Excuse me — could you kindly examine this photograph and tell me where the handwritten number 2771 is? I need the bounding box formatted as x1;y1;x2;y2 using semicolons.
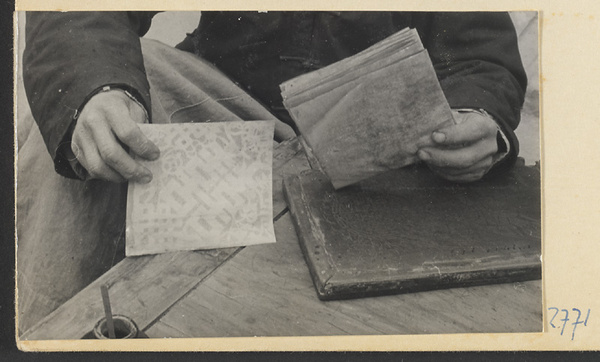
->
548;307;590;340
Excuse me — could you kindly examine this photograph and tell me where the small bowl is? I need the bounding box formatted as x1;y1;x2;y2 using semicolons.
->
93;315;139;339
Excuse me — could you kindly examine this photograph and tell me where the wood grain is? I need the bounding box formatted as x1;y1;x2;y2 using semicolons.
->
271;137;306;217
145;212;541;337
21;138;309;341
22;137;542;340
20;248;238;340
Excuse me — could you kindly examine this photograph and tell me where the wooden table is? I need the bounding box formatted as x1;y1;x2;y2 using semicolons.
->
21;137;542;340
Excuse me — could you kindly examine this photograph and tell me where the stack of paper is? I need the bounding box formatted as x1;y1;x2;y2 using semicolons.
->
280;28;454;189
126;121;276;257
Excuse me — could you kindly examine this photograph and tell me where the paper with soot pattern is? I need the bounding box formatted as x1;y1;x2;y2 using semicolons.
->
126;121;275;256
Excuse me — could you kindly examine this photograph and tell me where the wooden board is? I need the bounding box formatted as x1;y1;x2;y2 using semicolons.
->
20;138;308;341
271;137;307;217
19;248;239;340
283;163;541;300
145;212;541;337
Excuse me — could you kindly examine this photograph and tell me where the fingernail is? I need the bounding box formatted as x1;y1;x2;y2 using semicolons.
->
433;132;446;143
149;151;160;160
139;175;152;184
418;150;430;161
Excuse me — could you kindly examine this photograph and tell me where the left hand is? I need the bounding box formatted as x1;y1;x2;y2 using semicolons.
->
416;110;499;183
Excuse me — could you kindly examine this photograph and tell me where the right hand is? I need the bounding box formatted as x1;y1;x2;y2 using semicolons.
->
70;90;160;183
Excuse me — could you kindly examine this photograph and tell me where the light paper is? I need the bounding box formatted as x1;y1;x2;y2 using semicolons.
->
126;121;275;256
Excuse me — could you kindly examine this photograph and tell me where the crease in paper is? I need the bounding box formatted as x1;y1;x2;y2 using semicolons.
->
126;121;275;256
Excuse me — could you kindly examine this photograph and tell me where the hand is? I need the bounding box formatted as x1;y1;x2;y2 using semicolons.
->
416;110;499;183
70;90;160;183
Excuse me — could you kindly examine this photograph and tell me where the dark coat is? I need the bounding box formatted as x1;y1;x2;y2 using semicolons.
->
24;11;527;178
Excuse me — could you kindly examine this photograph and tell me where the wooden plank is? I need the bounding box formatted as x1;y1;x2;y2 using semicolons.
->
144;320;190;339
145;212;542;337
20;248;238;340
271;137;310;217
21;138;308;341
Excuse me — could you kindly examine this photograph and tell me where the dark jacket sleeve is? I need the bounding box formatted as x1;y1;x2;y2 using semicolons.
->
408;12;528;174
23;11;157;178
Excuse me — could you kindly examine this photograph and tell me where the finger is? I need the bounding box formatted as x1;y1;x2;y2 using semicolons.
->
105;97;160;160
418;139;497;169
72;130;126;183
434;170;487;183
428;156;493;177
432;112;497;146
90;122;154;183
414;117;455;149
113;124;160;161
414;132;437;149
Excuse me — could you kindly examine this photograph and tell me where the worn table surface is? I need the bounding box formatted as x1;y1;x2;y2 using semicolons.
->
21;137;542;341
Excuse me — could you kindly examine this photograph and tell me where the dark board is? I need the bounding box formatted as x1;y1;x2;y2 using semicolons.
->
283;163;541;300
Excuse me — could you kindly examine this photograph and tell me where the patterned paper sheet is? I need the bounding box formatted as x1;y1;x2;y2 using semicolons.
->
126;121;275;256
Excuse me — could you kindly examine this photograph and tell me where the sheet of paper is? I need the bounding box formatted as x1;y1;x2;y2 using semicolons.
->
126;121;275;256
281;28;454;189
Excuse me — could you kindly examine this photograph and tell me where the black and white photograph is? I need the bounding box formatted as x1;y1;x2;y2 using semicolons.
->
15;10;542;344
